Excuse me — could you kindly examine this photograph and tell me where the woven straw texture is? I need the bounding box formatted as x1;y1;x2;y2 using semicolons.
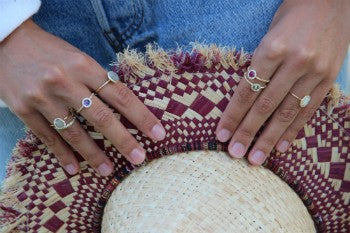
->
102;151;315;233
0;44;349;232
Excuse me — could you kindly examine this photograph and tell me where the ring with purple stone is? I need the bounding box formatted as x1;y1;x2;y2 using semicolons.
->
76;93;95;114
246;66;270;83
95;71;120;93
244;72;267;92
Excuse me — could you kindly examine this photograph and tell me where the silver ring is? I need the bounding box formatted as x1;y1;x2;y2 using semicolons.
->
290;92;311;108
95;71;120;93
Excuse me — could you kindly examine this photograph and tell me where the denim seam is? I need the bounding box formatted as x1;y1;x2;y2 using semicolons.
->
89;0;125;52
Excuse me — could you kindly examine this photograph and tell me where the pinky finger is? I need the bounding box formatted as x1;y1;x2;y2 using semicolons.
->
19;110;79;175
275;81;332;153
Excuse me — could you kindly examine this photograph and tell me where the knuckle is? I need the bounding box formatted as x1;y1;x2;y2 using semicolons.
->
86;152;104;167
62;128;83;144
38;134;57;147
24;88;46;105
300;105;317;121
262;38;286;60
11;104;32;118
294;47;315;64
116;137;136;153
69;53;91;70
42;65;67;88
113;84;134;107
91;107;114;129
276;107;298;123
313;60;329;76
236;127;254;140
138;113;155;130
255;96;275;115
222;112;240;130
236;85;254;105
259;137;276;149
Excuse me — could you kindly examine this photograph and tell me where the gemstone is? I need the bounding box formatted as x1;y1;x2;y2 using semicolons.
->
251;83;261;92
248;70;256;79
108;71;120;83
300;95;311;108
54;118;66;129
82;98;92;108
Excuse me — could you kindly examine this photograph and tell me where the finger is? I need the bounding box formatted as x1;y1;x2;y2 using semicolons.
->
216;42;283;143
82;68;166;142
38;103;114;176
16;109;79;175
226;61;304;159
247;75;320;166
63;87;147;165
276;81;331;153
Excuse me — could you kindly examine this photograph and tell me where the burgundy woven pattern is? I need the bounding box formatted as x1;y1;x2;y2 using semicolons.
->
0;46;349;232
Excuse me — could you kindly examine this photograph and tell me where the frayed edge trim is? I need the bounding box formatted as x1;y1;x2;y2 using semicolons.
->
0;131;38;232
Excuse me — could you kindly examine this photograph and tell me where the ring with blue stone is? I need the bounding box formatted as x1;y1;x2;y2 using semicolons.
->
76;93;95;113
95;71;120;93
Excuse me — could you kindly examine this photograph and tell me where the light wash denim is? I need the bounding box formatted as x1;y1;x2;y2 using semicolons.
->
1;0;349;182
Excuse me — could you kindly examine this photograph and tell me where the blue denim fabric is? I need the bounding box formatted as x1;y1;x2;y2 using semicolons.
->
1;0;349;182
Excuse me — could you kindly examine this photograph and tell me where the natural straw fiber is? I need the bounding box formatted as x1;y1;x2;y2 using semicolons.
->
0;43;349;232
102;151;315;233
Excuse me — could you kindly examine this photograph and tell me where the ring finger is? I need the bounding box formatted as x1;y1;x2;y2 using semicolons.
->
247;75;320;165
39;103;115;176
60;85;147;166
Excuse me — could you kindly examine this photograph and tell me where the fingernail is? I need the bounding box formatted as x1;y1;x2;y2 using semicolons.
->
216;128;232;142
97;163;113;176
130;148;145;164
229;142;246;158
276;140;289;153
151;124;166;141
250;150;266;165
64;164;77;175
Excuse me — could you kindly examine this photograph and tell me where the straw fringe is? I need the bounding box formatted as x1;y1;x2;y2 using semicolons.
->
0;132;39;232
114;43;347;114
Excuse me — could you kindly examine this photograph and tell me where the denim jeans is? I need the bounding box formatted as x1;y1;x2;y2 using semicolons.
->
1;0;349;182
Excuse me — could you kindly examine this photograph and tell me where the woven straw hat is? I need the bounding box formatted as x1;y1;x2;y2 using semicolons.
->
102;151;315;233
0;43;349;233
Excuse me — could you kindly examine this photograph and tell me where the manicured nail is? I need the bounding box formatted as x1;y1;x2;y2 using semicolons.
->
216;128;232;142
64;164;77;175
276;140;289;153
229;142;246;158
151;124;166;141
98;163;113;176
250;150;266;165
130;148;146;164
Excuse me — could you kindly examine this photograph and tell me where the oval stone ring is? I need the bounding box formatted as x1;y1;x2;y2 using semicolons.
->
289;92;311;108
51;114;76;130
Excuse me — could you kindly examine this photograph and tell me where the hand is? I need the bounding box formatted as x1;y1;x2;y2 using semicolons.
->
0;20;166;176
216;0;350;165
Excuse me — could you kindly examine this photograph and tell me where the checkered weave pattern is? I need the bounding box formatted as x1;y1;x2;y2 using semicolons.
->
0;44;349;232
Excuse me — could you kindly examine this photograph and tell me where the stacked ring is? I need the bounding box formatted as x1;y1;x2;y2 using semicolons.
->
51;111;76;130
244;66;269;92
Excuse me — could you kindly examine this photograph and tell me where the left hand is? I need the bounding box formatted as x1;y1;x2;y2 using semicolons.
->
216;0;350;165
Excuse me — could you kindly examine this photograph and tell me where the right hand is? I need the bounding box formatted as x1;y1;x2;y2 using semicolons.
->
0;19;166;176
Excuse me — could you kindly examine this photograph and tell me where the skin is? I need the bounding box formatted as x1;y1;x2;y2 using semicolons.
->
216;0;350;165
0;20;166;176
